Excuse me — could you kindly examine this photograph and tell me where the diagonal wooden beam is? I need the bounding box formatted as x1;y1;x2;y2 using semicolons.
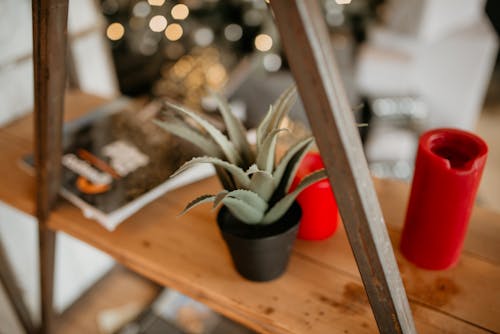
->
0;240;36;334
32;1;69;333
270;1;416;333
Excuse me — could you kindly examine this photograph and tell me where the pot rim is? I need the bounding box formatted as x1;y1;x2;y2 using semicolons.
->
216;201;302;240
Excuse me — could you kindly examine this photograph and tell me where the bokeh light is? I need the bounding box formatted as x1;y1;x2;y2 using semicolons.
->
171;4;189;20
206;63;227;86
263;53;282;72
149;15;167;32
165;23;183;41
194;27;214;46
224;24;243;42
254;34;273;52
148;0;165;6
132;1;150;17
106;22;125;41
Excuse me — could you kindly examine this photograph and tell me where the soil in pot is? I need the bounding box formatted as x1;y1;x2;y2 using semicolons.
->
217;202;301;282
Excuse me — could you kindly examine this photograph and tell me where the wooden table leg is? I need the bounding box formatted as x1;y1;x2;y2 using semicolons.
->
32;1;69;333
270;1;416;333
0;239;36;334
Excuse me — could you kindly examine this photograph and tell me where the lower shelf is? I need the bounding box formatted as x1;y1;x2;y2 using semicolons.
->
55;266;160;334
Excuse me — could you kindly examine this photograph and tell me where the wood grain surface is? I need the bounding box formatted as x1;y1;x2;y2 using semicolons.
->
0;92;499;333
32;1;69;333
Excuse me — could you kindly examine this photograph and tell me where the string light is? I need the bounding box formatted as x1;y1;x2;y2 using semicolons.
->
224;24;243;42
206;63;227;86
263;53;282;72
149;15;167;32
194;27;214;46
254;34;273;52
148;0;165;6
165;23;183;41
132;1;150;17
171;4;189;20
106;22;125;41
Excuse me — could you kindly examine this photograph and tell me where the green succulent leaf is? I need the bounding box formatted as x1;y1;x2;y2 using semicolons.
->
171;156;251;188
256;105;274;150
163;100;242;165
255;128;288;173
268;85;297;133
262;169;327;224
222;196;264;224
179;194;215;216
213;190;229;209
226;189;268;213
245;164;260;175
249;171;275;202
255;85;297;150
153;118;221;157
272;137;315;197
213;93;255;168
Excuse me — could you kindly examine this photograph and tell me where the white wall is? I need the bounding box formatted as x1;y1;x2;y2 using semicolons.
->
0;0;118;126
0;202;114;325
0;0;118;326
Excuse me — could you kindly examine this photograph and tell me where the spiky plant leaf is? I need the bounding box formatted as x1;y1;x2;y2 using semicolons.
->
256;86;297;149
226;189;268;213
222;196;264;224
261;169;327;224
163;100;242;165
214;93;254;168
248;171;275;202
213;190;229;209
273;136;315;196
153;118;220;157
256;105;274;149
267;85;297;134
171;156;250;188
255;128;287;173
245;164;260;175
179;194;215;216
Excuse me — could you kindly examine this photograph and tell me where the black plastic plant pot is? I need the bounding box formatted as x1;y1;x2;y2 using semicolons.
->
216;202;302;282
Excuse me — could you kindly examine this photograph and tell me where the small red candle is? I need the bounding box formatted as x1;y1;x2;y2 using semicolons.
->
400;128;488;270
291;152;339;240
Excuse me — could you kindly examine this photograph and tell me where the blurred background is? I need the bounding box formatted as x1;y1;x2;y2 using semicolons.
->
0;0;499;333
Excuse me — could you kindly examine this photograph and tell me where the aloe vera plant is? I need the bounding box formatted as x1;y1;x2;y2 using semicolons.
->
154;86;327;225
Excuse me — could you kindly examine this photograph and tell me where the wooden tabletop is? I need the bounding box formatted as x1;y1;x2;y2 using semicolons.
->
1;92;499;333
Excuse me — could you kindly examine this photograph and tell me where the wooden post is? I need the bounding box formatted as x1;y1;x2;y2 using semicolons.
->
32;1;69;333
270;1;416;333
0;240;36;334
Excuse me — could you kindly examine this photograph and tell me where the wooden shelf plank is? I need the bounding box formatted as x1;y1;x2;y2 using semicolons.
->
45;178;499;334
0;92;499;333
0;92;109;217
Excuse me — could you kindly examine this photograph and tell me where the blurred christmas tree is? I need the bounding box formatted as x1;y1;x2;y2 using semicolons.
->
99;0;383;111
100;0;273;109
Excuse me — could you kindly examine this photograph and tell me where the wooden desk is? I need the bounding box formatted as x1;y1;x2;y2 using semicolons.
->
1;92;499;333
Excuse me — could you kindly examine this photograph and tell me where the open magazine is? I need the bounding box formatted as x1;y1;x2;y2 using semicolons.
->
22;98;214;231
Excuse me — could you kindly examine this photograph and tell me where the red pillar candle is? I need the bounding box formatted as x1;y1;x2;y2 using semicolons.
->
400;128;488;270
291;152;339;240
